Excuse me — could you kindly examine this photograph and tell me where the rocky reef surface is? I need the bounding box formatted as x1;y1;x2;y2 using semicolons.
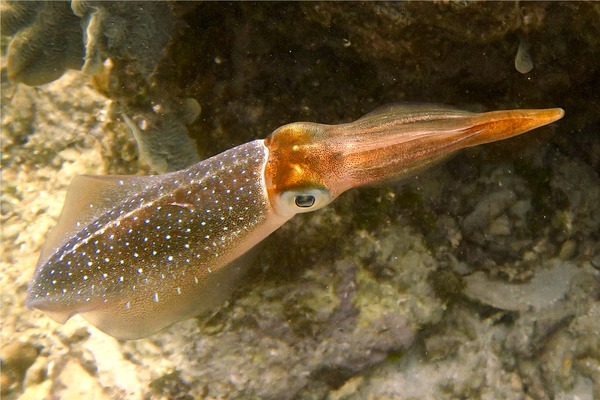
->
1;2;599;399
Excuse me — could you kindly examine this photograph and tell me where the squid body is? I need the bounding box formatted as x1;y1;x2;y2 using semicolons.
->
26;104;564;339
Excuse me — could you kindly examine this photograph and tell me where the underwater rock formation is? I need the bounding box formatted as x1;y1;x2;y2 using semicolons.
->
1;1;178;85
1;0;195;172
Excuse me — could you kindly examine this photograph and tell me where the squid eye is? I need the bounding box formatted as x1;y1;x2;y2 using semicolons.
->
295;194;316;208
274;187;332;216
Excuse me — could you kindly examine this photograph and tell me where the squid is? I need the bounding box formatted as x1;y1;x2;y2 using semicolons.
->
26;104;564;339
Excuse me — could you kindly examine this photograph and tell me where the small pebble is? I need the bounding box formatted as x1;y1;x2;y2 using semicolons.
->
1;372;15;395
489;215;512;236
559;239;577;261
515;38;534;74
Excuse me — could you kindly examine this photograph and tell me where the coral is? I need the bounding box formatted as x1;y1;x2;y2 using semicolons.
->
1;1;179;86
123;103;201;173
69;2;196;172
2;1;195;173
71;1;178;78
1;1;84;86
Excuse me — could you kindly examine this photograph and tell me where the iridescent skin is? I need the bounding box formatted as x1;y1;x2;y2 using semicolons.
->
26;104;564;339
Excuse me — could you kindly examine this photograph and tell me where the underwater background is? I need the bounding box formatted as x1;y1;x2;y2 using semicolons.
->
1;2;599;399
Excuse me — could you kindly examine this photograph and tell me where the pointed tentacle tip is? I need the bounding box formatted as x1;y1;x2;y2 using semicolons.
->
516;107;565;133
508;107;565;137
492;107;565;131
463;107;565;148
532;107;565;125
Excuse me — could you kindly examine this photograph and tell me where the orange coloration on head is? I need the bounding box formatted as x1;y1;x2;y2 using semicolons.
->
264;123;332;194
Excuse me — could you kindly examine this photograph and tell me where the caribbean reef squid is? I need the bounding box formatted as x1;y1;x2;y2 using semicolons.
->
26;104;564;339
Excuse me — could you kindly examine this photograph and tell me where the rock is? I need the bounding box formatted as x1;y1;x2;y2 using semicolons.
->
54;359;111;400
23;355;48;387
559;239;577;261
462;189;516;236
17;380;52;400
515;37;534;74
489;214;512;236
0;340;39;395
463;260;579;312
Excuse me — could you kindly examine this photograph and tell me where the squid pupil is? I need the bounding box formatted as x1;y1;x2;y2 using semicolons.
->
295;195;315;208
